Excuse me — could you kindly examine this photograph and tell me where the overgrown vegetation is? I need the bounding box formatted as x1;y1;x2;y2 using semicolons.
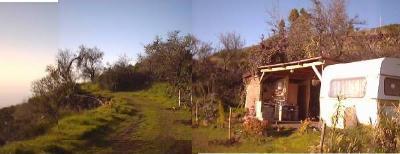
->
1;0;400;152
0;83;191;153
98;55;151;91
0;45;107;145
193;121;319;153
138;31;197;107
191;0;400;153
248;0;400;75
313;97;400;153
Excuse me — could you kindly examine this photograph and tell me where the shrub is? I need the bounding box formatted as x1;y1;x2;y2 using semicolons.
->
98;61;150;91
321;96;365;153
216;101;225;128
242;118;267;136
374;107;400;152
297;118;312;134
324;127;366;153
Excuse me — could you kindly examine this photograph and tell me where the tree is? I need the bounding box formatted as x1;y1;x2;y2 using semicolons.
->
77;45;104;82
249;0;363;71
99;55;149;91
288;9;300;24
218;32;245;71
32;47;105;117
287;8;316;61
55;49;81;84
310;0;361;59
32;50;81;118
140;31;198;106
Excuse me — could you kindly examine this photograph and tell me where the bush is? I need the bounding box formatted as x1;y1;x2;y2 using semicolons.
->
297;118;312;134
374;108;400;152
243;118;267;136
324;127;367;153
98;63;150;91
216;101;225;128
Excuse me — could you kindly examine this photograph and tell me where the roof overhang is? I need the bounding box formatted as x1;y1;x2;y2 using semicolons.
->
258;56;337;73
258;57;339;81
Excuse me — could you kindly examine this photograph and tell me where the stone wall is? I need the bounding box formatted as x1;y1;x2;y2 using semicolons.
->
244;76;260;110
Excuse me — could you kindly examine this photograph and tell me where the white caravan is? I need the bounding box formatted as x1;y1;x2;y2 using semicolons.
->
320;57;400;128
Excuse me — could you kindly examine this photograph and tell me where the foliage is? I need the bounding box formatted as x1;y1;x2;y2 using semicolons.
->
0;46;107;146
98;55;151;91
139;31;197;105
76;45;104;82
0;83;191;153
242;118;266;136
0;88;135;153
193;32;247;118
216;101;225;128
297;118;312;134
193;124;319;153
374;106;400;152
324;95;357;153
319;98;400;153
315;126;370;153
248;0;400;73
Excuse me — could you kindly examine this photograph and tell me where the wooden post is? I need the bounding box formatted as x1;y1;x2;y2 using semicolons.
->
319;122;326;153
228;107;232;140
195;100;198;123
178;90;181;107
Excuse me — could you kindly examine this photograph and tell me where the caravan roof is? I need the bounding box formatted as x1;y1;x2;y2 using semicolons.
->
323;57;400;79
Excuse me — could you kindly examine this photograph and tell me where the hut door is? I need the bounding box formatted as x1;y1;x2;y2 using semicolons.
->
297;85;307;120
309;84;320;118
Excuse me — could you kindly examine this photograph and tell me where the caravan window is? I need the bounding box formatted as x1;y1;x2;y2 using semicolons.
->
384;77;400;96
329;77;367;98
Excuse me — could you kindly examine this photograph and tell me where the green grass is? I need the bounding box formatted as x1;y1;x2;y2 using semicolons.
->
0;83;191;153
192;125;320;153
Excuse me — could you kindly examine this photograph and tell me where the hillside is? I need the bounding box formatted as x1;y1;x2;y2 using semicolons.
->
0;83;191;153
237;24;400;64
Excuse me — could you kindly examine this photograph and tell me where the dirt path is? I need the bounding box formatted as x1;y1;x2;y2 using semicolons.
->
103;94;191;154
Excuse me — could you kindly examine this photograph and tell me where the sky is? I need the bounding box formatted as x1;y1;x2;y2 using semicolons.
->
59;0;191;64
192;0;400;47
1;0;399;108
0;3;58;108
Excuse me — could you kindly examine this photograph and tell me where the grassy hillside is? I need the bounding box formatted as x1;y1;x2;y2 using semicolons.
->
192;125;319;153
0;83;191;153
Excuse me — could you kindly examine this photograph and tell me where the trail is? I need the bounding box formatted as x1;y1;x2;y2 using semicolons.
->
100;93;192;154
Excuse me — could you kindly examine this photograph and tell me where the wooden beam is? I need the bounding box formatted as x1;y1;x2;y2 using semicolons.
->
311;65;322;81
260;61;324;73
259;72;265;83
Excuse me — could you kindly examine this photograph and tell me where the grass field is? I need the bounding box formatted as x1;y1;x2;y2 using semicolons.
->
192;124;320;153
0;83;191;154
0;82;320;153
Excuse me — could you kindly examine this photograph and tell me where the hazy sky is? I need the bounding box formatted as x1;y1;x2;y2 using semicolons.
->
0;3;58;108
1;0;399;108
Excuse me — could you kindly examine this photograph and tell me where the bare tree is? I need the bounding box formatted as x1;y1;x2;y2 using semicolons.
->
195;42;213;62
310;0;362;59
218;32;245;71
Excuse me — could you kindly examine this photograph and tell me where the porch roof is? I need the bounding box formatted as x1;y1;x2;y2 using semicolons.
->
258;56;337;73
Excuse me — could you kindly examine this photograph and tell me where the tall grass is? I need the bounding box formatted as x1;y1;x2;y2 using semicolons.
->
374;103;400;152
0;84;135;153
317;98;400;153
